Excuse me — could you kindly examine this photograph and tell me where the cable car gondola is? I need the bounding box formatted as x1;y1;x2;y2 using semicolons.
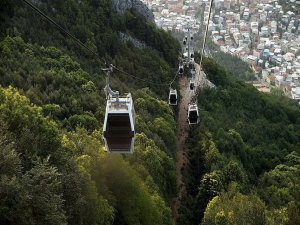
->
183;36;188;45
103;94;135;153
103;66;135;153
189;80;195;90
169;88;178;105
188;103;199;125
179;65;184;74
183;52;188;59
190;51;194;61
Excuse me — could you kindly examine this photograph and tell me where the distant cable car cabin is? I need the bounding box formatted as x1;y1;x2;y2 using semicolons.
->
188;103;199;125
190;51;194;60
103;66;135;153
183;52;188;59
179;65;184;74
189;80;195;90
169;88;178;105
183;36;188;45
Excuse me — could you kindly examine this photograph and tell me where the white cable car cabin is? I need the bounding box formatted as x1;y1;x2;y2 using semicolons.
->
188;103;199;125
190;51;194;60
183;52;188;59
103;65;135;153
179;65;184;74
103;93;135;153
189;79;195;90
169;89;178;105
189;67;196;90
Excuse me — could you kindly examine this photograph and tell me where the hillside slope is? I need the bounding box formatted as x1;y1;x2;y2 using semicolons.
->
177;57;300;225
0;0;180;224
1;1;300;225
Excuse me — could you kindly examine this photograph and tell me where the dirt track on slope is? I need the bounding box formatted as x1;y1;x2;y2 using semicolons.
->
171;76;190;222
171;63;214;223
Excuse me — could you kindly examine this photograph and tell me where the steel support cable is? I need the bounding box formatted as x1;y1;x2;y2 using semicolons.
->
113;66;179;87
21;0;180;87
21;0;107;66
199;0;214;70
169;70;179;86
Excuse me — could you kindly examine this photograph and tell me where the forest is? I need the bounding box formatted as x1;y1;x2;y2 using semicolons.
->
0;0;179;224
177;56;300;225
1;0;300;225
194;37;256;81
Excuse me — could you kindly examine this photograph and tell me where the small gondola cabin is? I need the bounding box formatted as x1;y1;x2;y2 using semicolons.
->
169;89;178;105
103;93;135;153
188;103;199;125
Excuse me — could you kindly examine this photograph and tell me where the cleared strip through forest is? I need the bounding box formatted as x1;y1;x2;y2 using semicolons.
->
172;62;213;223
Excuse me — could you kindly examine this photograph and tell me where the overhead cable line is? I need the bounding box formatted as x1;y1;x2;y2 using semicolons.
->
21;0;106;66
21;0;180;87
113;66;179;87
199;0;214;70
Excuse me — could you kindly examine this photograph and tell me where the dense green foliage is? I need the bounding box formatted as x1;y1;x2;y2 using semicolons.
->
1;0;300;224
177;58;300;225
194;38;255;81
0;0;180;224
202;185;266;225
209;51;255;81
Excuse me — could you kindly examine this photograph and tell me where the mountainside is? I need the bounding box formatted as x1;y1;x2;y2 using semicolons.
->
177;57;300;225
0;0;180;224
112;0;155;23
1;1;300;225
